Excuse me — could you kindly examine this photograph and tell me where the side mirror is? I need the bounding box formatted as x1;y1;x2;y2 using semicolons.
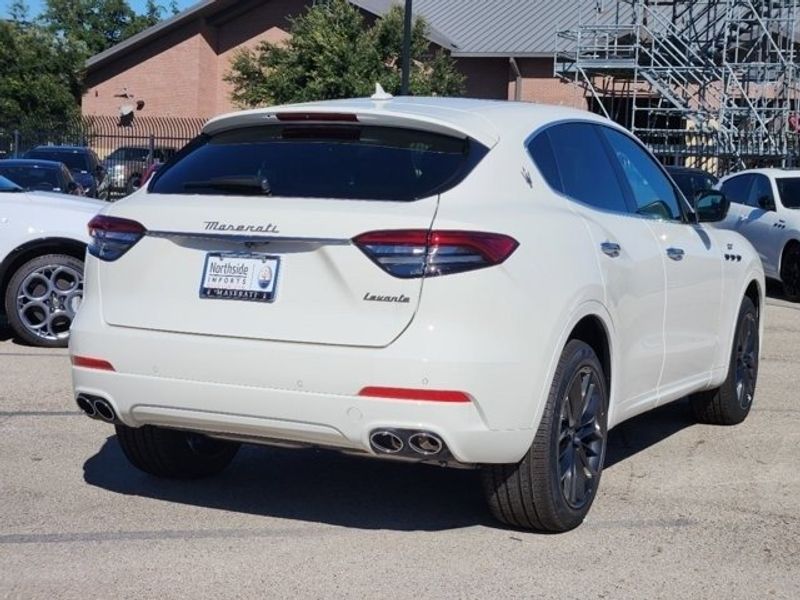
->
757;195;776;211
66;181;80;195
695;190;730;223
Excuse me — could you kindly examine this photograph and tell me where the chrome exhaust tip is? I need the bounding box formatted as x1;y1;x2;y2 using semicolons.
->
408;432;443;456
369;430;404;454
76;395;96;417
93;399;116;422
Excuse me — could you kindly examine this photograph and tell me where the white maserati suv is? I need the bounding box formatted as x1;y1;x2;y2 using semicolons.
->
70;97;764;532
0;175;104;347
718;169;800;299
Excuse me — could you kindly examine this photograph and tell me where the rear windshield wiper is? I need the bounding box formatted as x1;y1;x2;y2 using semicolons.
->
184;176;272;195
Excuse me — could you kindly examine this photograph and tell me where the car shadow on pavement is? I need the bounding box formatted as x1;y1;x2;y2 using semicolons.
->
604;399;695;469
82;401;696;531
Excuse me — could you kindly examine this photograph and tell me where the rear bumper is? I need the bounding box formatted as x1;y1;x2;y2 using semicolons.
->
70;318;539;465
72;366;533;464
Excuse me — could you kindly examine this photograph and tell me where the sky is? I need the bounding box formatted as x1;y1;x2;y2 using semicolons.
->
2;0;197;19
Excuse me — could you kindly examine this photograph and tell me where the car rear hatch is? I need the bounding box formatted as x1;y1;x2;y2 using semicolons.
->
95;111;491;347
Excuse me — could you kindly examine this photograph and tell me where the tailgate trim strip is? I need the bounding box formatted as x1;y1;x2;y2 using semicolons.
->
147;230;351;245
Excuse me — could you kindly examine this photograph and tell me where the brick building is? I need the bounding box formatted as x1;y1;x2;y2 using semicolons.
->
83;0;590;120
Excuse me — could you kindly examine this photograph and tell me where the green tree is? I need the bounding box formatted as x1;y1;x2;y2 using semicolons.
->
225;0;464;107
42;0;172;56
0;18;79;131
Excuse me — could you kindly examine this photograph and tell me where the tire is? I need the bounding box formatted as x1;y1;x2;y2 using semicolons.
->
691;296;759;426
4;253;84;348
115;424;240;479
482;339;608;532
780;243;800;301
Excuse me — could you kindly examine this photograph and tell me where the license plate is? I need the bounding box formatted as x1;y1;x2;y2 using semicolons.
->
199;253;280;303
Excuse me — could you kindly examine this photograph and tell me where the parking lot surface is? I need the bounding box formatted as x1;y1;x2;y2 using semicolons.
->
1;299;799;599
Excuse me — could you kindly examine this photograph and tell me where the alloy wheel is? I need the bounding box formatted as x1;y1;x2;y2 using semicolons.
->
734;312;758;410
15;264;83;342
557;366;606;510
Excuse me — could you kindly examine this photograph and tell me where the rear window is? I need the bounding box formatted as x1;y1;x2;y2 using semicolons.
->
26;150;89;171
777;177;800;208
149;125;487;201
0;165;59;190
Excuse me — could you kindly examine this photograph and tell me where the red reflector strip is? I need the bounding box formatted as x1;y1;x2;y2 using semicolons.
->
71;356;115;371
358;386;470;403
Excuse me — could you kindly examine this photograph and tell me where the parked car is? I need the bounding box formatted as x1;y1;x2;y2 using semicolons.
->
665;165;718;202
101;146;176;196
717;168;800;299
24;146;104;198
0;159;84;196
0;175;104;347
71;98;764;532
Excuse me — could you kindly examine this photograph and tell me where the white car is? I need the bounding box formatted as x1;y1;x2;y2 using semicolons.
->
0;175;104;347
70;98;764;532
717;168;800;298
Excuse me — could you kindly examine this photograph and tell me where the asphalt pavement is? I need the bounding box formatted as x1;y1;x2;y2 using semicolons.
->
1;296;799;599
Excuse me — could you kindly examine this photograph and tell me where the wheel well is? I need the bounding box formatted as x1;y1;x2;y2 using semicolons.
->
0;238;86;303
744;279;761;318
780;239;800;275
568;316;611;390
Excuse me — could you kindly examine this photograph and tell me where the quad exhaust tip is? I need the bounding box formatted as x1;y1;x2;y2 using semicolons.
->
369;430;404;454
76;394;118;423
408;432;443;456
369;428;448;460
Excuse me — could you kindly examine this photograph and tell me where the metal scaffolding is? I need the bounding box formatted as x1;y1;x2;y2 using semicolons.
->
556;0;800;173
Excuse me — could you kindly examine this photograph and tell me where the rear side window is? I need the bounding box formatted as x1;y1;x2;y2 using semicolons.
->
150;125;488;201
747;174;774;208
721;175;753;206
533;123;628;214
777;177;800;208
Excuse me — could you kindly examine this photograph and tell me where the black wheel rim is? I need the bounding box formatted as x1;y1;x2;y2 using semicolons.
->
557;366;606;510
735;313;758;410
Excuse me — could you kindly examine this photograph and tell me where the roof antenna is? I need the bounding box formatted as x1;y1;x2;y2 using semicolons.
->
371;83;393;101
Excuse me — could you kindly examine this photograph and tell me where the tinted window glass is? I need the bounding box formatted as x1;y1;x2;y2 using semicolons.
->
150;126;486;201
747;174;774;209
545;123;628;213
721;175;753;206
0;165;60;190
777;177;800;208
0;175;22;192
25;150;89;171
668;171;717;200
602;128;682;221
106;148;150;162
527;132;562;191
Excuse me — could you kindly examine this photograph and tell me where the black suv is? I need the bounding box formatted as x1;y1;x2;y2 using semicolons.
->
24;146;104;198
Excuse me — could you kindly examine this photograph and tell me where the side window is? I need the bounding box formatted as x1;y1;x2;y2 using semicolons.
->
526;132;562;192
544;123;628;213
721;175;753;206
747;174;774;209
601;127;683;221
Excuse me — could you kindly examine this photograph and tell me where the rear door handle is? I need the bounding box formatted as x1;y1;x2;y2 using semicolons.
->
601;242;621;258
666;247;685;261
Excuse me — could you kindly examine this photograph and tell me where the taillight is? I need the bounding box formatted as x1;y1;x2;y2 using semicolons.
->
87;215;146;261
352;230;518;278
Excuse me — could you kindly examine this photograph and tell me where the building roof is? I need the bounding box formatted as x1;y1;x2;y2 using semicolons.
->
351;0;581;57
87;0;587;71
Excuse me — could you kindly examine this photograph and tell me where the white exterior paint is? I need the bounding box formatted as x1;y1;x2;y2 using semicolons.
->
70;98;764;464
0;190;103;260
717;168;800;281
